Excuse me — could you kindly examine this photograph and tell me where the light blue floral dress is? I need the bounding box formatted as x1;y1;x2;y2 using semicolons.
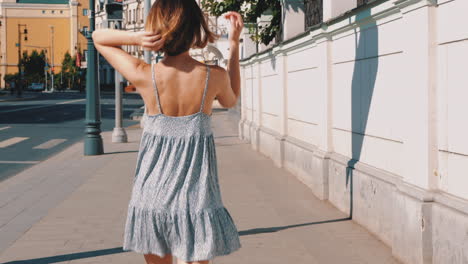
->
123;61;242;262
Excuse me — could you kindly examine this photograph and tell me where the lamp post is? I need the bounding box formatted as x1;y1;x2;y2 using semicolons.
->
83;0;104;155
49;25;55;92
112;19;127;143
137;0;152;129
143;0;151;64
17;24;27;98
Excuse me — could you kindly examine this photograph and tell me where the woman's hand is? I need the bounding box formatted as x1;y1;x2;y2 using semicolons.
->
133;31;165;52
223;11;244;45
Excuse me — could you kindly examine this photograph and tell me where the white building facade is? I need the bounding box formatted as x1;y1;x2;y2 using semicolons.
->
95;0;122;87
122;0;229;66
239;0;468;263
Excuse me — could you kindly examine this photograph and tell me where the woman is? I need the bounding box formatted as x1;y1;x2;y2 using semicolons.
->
92;1;243;263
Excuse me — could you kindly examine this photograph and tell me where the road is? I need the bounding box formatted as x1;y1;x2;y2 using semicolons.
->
0;91;143;182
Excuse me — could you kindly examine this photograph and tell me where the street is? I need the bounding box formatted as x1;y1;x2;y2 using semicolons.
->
0;91;142;182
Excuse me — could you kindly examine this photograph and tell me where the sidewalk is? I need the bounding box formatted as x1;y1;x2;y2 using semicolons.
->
0;110;400;264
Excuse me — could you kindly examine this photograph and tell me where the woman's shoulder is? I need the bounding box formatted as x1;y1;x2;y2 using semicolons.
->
208;64;226;72
205;64;228;80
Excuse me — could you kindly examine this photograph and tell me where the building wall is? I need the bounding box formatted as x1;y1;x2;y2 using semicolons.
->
239;0;468;263
122;0;145;60
75;0;89;55
0;1;82;88
5;17;70;75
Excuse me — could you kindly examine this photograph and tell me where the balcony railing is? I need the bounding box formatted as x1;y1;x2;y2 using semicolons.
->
304;0;323;30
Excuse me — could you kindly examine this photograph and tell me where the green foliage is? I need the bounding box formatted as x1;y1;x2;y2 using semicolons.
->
201;0;282;46
60;51;81;90
3;73;19;87
20;49;46;85
2;49;83;90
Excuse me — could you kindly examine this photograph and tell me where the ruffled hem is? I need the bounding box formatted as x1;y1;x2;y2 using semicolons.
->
122;205;242;262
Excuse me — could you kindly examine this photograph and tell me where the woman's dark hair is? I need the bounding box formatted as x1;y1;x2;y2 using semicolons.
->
145;0;220;56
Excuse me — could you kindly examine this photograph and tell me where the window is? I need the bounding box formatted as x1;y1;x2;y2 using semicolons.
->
83;50;88;62
304;0;323;29
51;10;55;14
83;8;88;16
42;10;46;14
60;10;63;14
83;26;89;35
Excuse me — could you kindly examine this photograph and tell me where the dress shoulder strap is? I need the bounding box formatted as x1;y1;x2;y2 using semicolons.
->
199;64;211;113
151;61;163;114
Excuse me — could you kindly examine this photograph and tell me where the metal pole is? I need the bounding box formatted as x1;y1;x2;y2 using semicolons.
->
50;26;55;92
17;24;21;98
143;0;151;64
112;11;127;143
45;60;47;90
112;70;127;143
84;0;104;155
17;24;27;97
140;0;152;129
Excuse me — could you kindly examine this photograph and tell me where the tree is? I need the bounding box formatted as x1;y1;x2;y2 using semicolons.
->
3;73;19;89
61;51;80;90
201;0;282;46
20;49;46;85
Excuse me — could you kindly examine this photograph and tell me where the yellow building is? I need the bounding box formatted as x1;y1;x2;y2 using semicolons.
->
0;0;89;89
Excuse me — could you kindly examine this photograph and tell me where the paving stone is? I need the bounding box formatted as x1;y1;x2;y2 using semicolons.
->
0;111;400;264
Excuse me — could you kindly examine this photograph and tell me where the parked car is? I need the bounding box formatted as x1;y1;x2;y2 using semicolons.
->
28;83;45;91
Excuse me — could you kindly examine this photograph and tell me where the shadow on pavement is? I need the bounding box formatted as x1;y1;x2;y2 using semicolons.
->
2;247;126;264
238;217;351;236
3;217;350;263
102;150;139;155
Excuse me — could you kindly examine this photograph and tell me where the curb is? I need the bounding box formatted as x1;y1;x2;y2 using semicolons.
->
0;95;41;102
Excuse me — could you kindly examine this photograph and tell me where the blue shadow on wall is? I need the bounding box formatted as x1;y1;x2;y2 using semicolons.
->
346;8;379;219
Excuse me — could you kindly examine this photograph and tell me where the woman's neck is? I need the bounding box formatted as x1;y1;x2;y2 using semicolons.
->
161;50;192;63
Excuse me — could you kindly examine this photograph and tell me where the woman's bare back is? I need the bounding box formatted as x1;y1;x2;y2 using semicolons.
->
141;58;218;118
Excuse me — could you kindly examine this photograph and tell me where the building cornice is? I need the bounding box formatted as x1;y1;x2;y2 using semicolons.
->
240;0;413;64
0;3;69;9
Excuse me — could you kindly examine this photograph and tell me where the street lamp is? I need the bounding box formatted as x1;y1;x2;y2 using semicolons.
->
112;20;128;144
49;25;55;92
83;0;104;155
17;24;28;98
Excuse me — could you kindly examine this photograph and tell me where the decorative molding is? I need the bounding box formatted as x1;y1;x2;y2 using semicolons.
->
240;0;434;66
0;3;69;9
241;111;468;218
433;190;468;215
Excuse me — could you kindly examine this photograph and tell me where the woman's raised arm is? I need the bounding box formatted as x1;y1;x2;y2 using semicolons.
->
91;29;164;88
215;11;243;108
